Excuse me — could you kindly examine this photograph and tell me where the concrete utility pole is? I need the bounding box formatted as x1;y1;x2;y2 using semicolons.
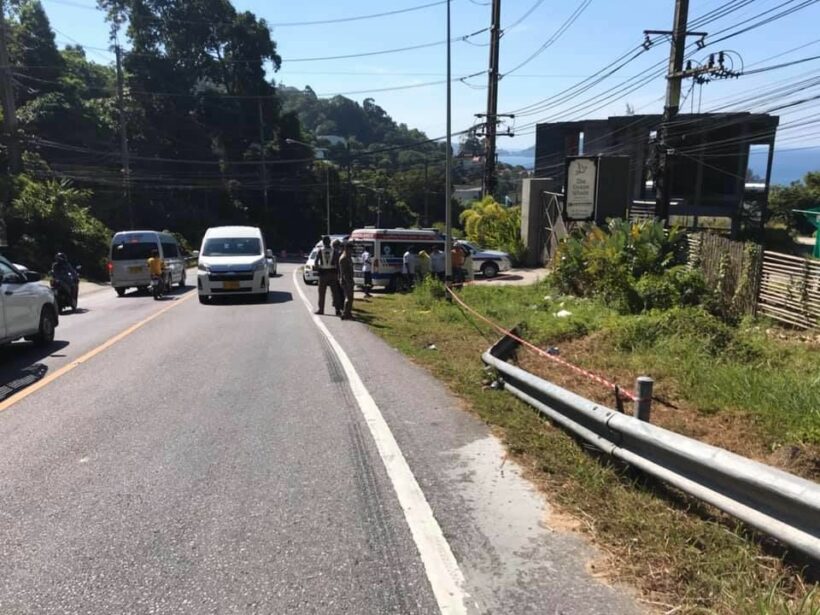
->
0;0;19;246
346;141;352;230
654;0;690;225
481;0;502;198
444;0;453;284
257;99;269;223
325;163;331;235
423;157;429;227
115;44;134;230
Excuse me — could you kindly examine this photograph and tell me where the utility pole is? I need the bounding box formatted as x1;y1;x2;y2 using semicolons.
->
325;163;331;235
423;158;429;227
0;0;19;246
346;141;352;230
444;0;453;284
257;99;269;224
654;0;690;225
481;0;502;199
115;44;134;230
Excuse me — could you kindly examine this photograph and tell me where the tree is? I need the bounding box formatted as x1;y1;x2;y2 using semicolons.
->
6;173;111;277
10;1;65;105
458;129;483;158
769;171;820;234
459;196;525;263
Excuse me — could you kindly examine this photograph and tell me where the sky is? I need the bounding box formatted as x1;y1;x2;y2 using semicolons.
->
37;0;820;154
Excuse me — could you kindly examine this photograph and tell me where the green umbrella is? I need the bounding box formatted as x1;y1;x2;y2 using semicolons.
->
794;208;820;259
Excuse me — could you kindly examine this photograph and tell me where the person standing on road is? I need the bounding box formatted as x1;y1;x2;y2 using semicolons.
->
430;246;445;281
361;244;373;298
315;236;339;315
339;242;355;320
331;239;344;316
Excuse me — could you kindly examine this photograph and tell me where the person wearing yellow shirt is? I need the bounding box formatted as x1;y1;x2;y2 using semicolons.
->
147;249;167;293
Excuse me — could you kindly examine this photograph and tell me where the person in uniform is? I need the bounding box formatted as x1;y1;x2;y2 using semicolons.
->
331;239;344;315
338;242;355;320
315;236;339;315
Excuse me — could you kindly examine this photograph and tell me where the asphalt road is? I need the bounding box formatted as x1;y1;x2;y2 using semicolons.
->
0;264;640;614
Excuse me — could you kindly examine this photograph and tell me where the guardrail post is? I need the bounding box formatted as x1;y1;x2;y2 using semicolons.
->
633;376;653;422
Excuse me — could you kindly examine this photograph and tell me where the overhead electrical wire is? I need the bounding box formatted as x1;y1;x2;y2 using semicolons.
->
501;0;592;78
43;0;449;28
504;0;548;33
505;0;820;136
58;27;490;64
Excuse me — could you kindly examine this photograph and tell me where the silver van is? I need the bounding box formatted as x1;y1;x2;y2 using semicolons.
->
109;231;186;296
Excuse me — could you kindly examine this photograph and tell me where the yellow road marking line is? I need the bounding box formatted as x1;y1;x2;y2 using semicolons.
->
0;293;195;413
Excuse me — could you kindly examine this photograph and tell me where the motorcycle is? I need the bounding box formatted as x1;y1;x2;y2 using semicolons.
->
49;265;81;313
150;273;166;300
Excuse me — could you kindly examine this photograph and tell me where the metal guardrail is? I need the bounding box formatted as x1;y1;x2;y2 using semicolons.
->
482;334;820;561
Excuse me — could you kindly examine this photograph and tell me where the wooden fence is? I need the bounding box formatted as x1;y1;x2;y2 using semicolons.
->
686;232;762;318
687;232;820;329
756;251;820;329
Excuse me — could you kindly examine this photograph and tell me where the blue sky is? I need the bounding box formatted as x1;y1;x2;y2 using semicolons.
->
39;0;820;152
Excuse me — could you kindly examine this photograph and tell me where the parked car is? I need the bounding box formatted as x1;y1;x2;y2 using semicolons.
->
197;226;271;304
456;241;512;278
303;248;319;285
0;255;58;346
109;230;186;296
302;235;348;285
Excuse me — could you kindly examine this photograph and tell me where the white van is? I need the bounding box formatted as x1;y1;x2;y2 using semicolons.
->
109;231;186;296
349;228;444;291
197;226;271;304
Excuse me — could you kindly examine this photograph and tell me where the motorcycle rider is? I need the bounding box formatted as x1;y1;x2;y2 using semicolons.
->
147;249;167;294
51;252;79;308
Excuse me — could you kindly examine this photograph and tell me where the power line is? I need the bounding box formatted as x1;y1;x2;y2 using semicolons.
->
56;28;490;64
504;0;547;32
501;0;592;78
43;0;449;28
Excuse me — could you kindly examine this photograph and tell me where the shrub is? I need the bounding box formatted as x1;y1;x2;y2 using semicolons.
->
459;196;526;264
635;266;710;311
6;176;111;279
552;219;692;313
413;275;446;309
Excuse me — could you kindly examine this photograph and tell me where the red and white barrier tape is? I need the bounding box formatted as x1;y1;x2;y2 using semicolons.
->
445;286;636;403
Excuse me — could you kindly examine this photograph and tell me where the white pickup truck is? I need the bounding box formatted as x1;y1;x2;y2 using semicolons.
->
0;255;59;346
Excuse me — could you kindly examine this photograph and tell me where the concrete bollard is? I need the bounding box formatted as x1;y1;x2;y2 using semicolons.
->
633;376;654;422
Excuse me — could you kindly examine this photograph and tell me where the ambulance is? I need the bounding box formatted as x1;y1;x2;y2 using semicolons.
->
349;228;444;291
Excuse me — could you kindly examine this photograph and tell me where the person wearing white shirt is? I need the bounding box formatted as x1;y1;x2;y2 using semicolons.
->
402;247;417;288
430;246;445;281
361;246;373;297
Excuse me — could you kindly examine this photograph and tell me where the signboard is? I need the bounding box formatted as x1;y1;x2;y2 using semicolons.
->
565;158;598;220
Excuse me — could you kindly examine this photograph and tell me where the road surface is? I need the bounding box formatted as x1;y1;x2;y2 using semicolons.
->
0;264;640;614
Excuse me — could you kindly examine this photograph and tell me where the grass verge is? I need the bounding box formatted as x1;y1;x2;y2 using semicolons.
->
355;280;819;614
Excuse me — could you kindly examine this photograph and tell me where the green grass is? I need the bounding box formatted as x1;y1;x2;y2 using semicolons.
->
356;281;820;614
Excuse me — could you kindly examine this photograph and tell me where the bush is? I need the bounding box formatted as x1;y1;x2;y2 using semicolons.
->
413;275;446;309
459;196;526;264
552;219;692;313
610;307;752;358
6;176;111;279
635;267;709;311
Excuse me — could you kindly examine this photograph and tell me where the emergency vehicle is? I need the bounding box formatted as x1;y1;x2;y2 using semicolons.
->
349;228;444;291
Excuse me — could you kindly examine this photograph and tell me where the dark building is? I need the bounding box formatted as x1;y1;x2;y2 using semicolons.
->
534;113;779;233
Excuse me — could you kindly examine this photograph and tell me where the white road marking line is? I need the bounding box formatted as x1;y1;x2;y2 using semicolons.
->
292;270;468;615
